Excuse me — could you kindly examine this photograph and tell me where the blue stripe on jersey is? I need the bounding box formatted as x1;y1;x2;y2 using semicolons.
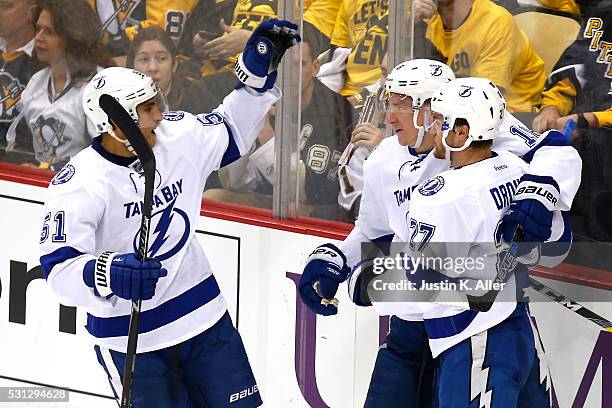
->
40;246;84;279
423;310;479;339
521;130;570;164
371;234;394;256
220;122;240;167
86;275;222;338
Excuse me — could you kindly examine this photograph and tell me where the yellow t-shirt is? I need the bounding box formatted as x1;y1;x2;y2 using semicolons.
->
331;0;388;96
122;0;200;41
303;0;342;40
539;0;580;14
426;0;546;112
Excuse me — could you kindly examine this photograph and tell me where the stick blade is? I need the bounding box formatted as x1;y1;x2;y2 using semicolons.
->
98;94;154;165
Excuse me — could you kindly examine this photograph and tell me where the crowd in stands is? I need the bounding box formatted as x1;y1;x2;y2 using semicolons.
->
0;0;609;241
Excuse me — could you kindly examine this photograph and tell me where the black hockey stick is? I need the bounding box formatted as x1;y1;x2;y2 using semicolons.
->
99;94;156;408
465;228;524;312
528;277;612;332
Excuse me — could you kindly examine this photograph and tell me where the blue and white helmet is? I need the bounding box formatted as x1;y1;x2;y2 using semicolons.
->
431;77;506;159
384;59;455;148
83;67;158;136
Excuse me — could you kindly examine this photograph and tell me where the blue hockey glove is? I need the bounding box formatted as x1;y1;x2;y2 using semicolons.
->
299;244;350;316
234;19;300;92
83;252;167;301
500;174;560;256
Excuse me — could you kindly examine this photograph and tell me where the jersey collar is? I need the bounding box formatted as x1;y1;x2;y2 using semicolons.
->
92;136;138;167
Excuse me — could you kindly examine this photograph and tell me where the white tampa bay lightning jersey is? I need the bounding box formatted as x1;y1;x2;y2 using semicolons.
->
18;68;98;169
408;151;528;357
339;111;581;320
39;86;280;353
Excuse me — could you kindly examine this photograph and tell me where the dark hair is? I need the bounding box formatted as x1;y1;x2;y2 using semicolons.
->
301;23;321;61
126;26;177;68
34;0;113;82
127;26;200;111
453;118;493;150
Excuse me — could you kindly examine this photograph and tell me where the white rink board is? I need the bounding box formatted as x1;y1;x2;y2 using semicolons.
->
1;179;611;407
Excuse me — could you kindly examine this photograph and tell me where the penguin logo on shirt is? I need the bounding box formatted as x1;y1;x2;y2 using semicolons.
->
31;115;66;164
0;72;25;122
93;0;141;37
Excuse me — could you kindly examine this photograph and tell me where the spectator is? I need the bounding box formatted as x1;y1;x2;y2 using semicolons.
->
191;0;278;101
8;0;112;170
532;11;612;241
204;25;355;219
127;26;217;113
539;0;580;13
319;0;388;98
89;0;200;59
0;0;43;163
302;0;342;55
415;0;546;113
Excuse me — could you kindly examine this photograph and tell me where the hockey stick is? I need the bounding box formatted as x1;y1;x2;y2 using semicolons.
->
98;94;156;408
528;277;612;332
465;228;524;312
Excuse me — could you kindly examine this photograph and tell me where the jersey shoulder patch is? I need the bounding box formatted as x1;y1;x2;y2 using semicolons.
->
418;175;445;196
51;164;76;185
163;111;185;121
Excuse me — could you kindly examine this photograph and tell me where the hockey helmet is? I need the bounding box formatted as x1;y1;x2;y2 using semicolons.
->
83;67;158;136
431;77;506;158
383;59;455;148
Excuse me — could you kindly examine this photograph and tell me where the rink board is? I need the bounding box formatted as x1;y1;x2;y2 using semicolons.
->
0;179;611;408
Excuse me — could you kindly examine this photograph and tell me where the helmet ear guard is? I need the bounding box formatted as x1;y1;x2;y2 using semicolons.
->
431;77;506;162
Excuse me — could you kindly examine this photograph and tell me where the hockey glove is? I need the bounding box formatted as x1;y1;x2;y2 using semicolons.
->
500;174;560;256
83;252;167;301
234;19;300;93
299;244;350;316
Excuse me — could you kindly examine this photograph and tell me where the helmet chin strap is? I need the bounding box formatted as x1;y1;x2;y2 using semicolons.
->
411;109;425;149
106;127;137;156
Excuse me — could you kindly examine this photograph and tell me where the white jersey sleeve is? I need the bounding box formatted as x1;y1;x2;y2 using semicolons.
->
338;149;394;267
197;86;281;170
40;164;107;310
494;111;582;210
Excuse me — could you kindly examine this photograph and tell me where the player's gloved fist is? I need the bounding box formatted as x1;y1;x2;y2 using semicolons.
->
500;174;560;256
298;244;350;316
234;19;301;92
83;251;168;301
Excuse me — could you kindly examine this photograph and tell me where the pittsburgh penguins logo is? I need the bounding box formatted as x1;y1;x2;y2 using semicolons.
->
31;115;66;164
459;85;474;98
93;0;142;36
0;72;25;122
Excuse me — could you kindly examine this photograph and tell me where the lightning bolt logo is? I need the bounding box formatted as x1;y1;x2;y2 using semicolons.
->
149;198;176;257
470;332;493;408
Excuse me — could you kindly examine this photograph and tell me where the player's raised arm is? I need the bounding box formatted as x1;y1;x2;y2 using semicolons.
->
180;19;300;174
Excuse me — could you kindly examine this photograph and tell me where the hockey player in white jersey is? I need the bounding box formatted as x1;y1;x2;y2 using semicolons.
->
406;77;558;406
298;60;581;407
39;19;300;408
